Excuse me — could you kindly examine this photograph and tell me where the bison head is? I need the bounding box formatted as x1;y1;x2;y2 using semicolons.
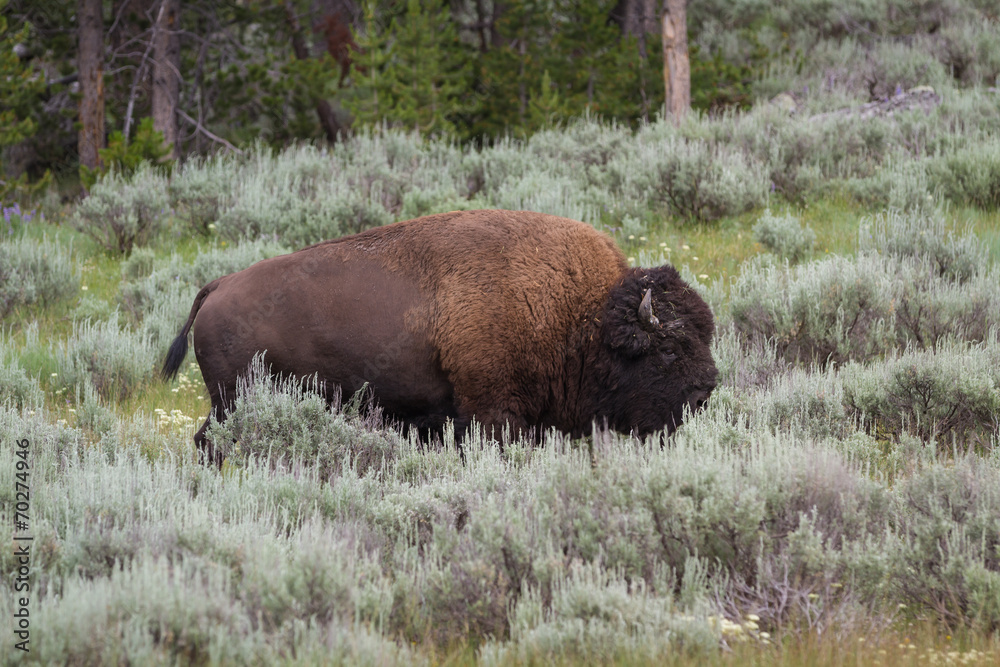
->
595;265;718;437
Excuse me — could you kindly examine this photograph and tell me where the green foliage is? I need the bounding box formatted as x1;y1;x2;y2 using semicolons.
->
471;0;663;138
74;165;169;256
690;40;771;112
752;209;816;263
119;247;157;282
80;118;175;191
859;209;986;283
0;3;43;148
0;3;50;203
0;234;79;317
608;128;769;223
347;0;470;137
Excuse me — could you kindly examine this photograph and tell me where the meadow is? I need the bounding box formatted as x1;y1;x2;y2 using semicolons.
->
4;53;1000;667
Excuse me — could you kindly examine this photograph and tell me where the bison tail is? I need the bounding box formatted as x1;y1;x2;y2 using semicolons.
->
161;334;189;380
160;279;221;380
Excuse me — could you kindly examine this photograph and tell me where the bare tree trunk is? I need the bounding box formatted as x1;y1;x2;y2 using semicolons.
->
283;0;345;143
662;0;690;123
77;0;105;171
152;0;181;159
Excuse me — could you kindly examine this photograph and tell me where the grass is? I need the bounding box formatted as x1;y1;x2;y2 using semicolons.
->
3;166;1000;665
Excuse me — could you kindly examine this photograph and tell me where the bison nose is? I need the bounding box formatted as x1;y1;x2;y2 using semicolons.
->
689;388;712;412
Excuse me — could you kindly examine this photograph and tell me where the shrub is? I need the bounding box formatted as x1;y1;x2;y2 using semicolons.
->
0;342;43;409
74;165;169;255
847;157;935;212
71;295;116;323
119;247;156;282
610;131;769;223
890;459;1000;631
756;365;848;440
79;117;175;191
858;209;986;283
752;210;815;263
892;268;1000;349
843;339;1000;449
730;254;898;365
0;234;79;317
732;210;1000;364
205;355;404;478
53;318;156;402
73;379;119;438
481;560;719;664
927;136;1000;211
167;157;228;235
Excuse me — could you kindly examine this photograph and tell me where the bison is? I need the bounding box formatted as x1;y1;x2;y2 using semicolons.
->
162;210;717;461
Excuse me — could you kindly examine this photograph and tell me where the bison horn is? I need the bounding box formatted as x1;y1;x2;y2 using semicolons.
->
638;289;659;326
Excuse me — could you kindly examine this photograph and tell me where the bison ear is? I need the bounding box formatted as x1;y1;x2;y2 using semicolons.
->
638;289;659;327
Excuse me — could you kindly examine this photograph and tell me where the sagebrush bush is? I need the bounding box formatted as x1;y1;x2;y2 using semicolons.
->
730;253;898;364
206;355;405;477
732;209;1000;364
74;165;169;255
859;209;986;283
0;342;43;409
167;155;229;235
847;157;935;212
890;458;1000;631
119;246;156;281
609;129;769;222
0;234;79;317
927;135;1000;211
843;339;1000;449
53;318;156;402
752;209;815;262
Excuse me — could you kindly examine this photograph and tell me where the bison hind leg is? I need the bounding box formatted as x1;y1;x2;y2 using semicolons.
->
193;416;223;467
193;391;233;467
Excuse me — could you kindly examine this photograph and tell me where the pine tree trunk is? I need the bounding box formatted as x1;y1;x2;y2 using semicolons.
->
152;0;181;159
284;0;345;143
662;0;690;123
77;0;105;171
615;0;660;122
618;0;659;56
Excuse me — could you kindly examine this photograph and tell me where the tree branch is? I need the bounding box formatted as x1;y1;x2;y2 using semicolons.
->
176;108;243;154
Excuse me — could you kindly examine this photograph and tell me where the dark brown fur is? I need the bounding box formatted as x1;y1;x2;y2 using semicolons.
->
162;210;717;461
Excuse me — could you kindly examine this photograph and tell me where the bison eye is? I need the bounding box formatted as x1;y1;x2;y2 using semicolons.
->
659;351;678;366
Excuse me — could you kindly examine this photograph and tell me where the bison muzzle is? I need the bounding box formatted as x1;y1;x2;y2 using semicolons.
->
162;210;718;461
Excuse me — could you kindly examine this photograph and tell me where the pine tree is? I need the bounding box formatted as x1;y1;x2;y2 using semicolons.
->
347;0;470;137
0;5;42;148
1;1;49;200
528;70;572;130
344;0;393;129
474;0;550;137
